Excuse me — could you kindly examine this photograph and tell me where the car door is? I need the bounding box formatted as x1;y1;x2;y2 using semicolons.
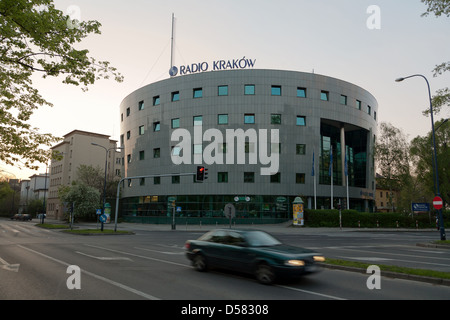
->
202;230;229;267
219;231;254;273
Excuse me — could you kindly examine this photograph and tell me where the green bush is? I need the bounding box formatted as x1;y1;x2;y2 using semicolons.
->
304;209;449;228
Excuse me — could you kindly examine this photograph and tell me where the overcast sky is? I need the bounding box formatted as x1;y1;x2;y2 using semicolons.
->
4;0;450;180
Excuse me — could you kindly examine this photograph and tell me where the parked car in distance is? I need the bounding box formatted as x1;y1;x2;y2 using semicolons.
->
10;214;32;221
185;229;325;284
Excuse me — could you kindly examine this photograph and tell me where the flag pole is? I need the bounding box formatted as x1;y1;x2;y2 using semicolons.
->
330;147;333;209
345;150;349;209
312;149;317;209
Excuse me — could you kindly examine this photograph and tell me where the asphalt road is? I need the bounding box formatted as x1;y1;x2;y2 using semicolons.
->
1;218;449;303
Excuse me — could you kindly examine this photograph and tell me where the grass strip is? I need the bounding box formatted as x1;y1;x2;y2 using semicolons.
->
323;258;450;280
61;228;133;235
36;223;70;229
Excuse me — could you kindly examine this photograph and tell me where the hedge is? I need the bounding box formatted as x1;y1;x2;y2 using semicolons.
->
303;209;450;229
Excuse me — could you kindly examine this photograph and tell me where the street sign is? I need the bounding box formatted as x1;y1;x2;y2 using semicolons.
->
412;203;430;212
96;209;102;215
433;196;443;210
224;203;236;219
99;214;107;223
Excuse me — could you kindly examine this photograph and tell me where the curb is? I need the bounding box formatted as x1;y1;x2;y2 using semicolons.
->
320;263;450;287
416;242;450;250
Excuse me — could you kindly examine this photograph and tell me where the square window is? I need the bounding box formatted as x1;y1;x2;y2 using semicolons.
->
218;114;228;125
271;85;281;96
356;100;362;110
219;143;227;154
138;101;144;110
296;116;306;126
193;88;203;99
244;172;255;183
296;173;306;184
139;125;145;135
153;148;160;158
193;144;202;154
218;85;228;96
193;115;203;126
245;142;256;154
270;172;281;183
296;144;306;155
244;85;255;95
321;91;329;101
297;87;307;98
271;114;281;124
271;143;280;154
172;176;180;184
154;176;161;185
218;172;228;183
171;118;180;129
153;122;160;132
244;113;255;124
172;91;180;102
171;146;181;156
340;95;347;105
153;96;160;106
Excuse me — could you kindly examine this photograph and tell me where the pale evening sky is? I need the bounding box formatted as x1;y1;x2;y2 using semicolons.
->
3;0;450;180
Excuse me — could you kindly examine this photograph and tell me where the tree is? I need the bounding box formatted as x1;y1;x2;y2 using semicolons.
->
410;118;450;206
420;0;450;115
375;122;411;211
58;182;100;221
0;0;123;169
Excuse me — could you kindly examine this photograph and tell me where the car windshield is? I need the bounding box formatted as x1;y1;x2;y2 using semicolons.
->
245;231;282;247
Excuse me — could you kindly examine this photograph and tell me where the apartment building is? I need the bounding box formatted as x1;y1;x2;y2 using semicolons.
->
47;130;122;220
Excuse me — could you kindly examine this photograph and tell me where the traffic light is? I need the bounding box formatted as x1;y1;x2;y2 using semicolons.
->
196;166;208;181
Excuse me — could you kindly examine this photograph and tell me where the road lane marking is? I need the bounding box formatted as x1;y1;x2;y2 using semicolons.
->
135;247;184;255
76;251;133;261
276;285;347;300
85;244;189;268
0;256;20;272
17;245;160;300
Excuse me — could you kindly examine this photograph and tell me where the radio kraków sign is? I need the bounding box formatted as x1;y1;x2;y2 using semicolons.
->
169;57;256;76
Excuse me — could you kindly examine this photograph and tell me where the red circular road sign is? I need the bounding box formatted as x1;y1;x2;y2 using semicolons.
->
433;196;443;210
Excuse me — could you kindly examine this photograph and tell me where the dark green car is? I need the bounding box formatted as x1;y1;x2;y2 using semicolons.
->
185;229;325;284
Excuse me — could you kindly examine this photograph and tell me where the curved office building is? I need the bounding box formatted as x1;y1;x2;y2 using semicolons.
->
119;69;378;223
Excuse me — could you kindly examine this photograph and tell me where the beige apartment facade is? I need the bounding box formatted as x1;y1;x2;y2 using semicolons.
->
47;130;122;220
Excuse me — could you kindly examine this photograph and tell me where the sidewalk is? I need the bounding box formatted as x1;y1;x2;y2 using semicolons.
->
51;218;441;235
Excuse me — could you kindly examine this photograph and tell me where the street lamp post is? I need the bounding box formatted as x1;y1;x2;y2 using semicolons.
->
396;74;446;240
91;143;123;231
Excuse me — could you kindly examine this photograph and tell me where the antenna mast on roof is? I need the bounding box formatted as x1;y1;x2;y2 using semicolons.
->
169;13;176;76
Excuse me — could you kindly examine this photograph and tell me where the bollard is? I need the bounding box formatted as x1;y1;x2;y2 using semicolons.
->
376;220;379;228
396;221;399;228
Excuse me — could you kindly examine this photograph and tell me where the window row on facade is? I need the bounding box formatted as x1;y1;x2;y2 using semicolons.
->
121;114;307;145
125;172;308;187
125;143;307;164
121;84;377;122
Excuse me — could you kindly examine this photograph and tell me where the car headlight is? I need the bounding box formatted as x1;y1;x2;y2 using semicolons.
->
285;260;305;266
313;256;326;262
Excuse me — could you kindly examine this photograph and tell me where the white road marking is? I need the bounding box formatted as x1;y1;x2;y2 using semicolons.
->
17;245;160;300
76;251;133;261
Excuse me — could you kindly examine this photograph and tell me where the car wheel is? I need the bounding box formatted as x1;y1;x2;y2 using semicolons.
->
255;263;275;285
193;254;207;272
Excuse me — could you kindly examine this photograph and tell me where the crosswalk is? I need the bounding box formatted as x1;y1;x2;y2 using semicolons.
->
0;220;52;239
